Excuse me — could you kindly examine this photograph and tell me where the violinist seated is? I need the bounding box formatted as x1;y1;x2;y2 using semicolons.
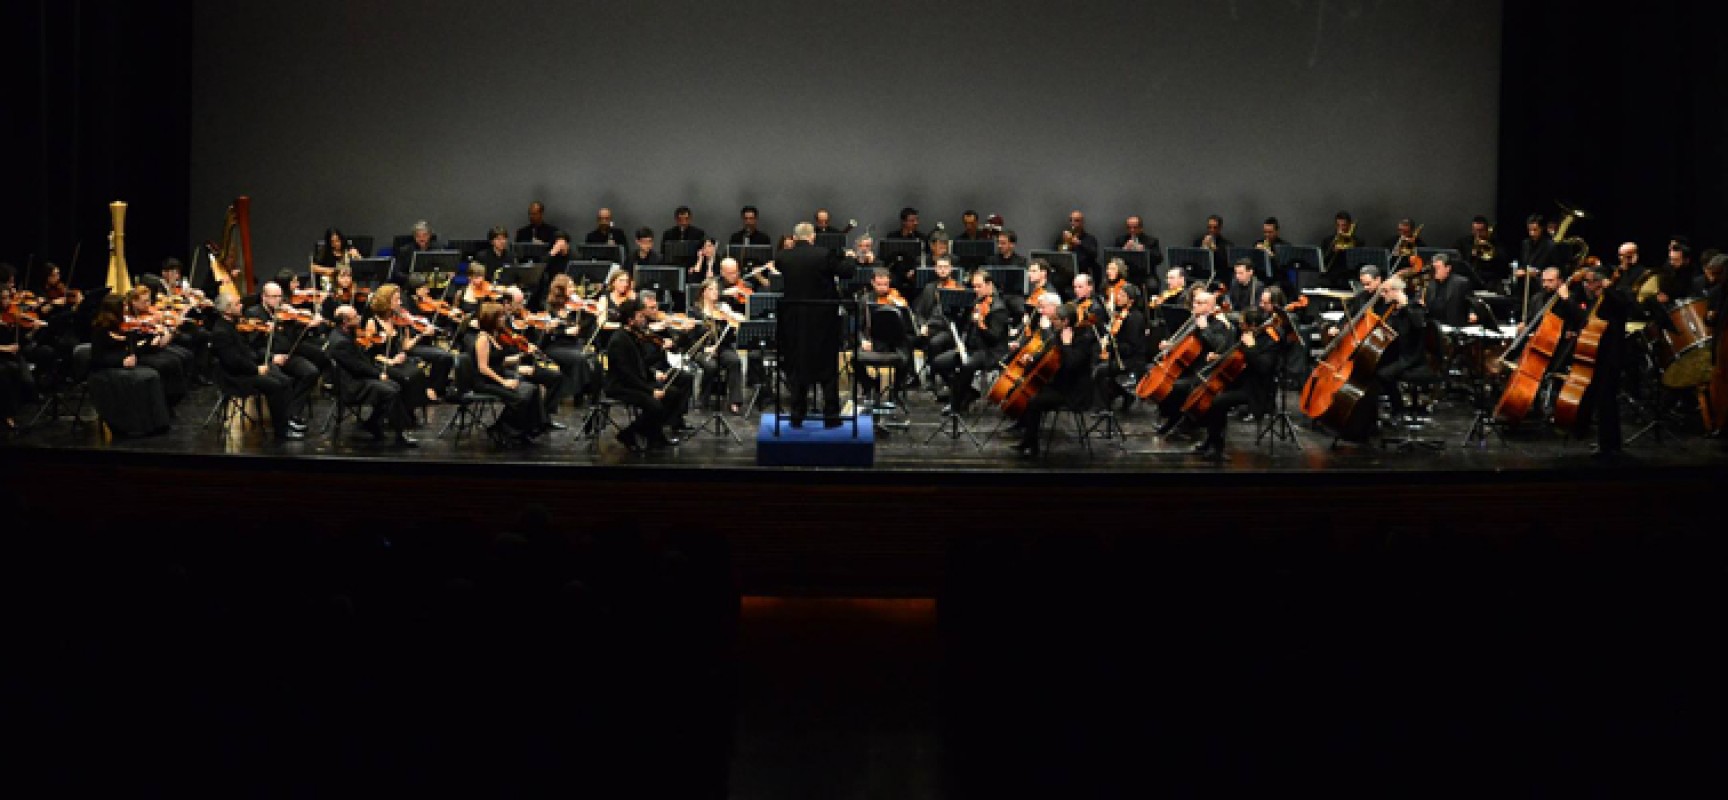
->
1420;254;1476;328
456;262;498;324
1188;308;1281;457
716;257;758;316
593;268;637;339
362;285;441;415
693;278;748;415
605;299;690;452
385;282;453;400
1;283;60;385
208;292;310;441
1368;276;1435;427
537;274;603;409
466;302;551;444
245;281;332;383
86;293;173;436
121;286;193;406
143;258;216;383
1088;278;1149;414
856;268;916;399
320;265;371;322
326;305;416;447
409;279;466;337
1008;299;1097;458
910;256;964;387
500;286;567;430
931;270;1013;414
1153;290;1233;436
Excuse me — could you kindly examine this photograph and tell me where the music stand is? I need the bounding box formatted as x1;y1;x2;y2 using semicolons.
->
348;257;390;289
1345;247;1391;277
738;319;778;417
913;267;939;290
663;239;702;268
1227;247;1276;282
814;232;847;252
563;260;616;292
878;238;924;270
499;263;545;289
578;243;625;265
445;238;488;259
512;242;550;263
858;305;913;431
725;244;773;269
633;266;685;311
1278;245;1324;288
984;266;1028;296
842;267;876;293
407;250;462;289
952;239;994;270
390;234;417;257
1164;247;1216;285
747;292;781;320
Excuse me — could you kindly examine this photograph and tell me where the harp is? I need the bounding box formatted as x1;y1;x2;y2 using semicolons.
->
209;196;256;297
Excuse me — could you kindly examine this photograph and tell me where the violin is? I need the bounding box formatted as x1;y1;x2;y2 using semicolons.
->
274;306;322;326
469;278;502;301
394;310;435;336
355;329;387;349
974;296;992;330
2;303;46;330
497;328;532;351
292;288;324;306
416;295;460;320
235;317;271;335
121;315;164;336
333;285;372;305
649;311;698;332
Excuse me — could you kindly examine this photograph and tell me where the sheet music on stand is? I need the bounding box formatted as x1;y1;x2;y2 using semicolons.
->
1226;246;1276;281
1027;249;1078;283
499;263;546;290
878;239;924;272
563;260;616;295
663;239;702;268
445;239;488;259
1345;247;1391;276
1101;247;1152;287
726;244;774;269
937;287;977;320
406;250;462;288
984;266;1027;296
951;239;993;270
813;232;847;252
344;257;389;289
747;292;781;320
633;266;685;311
578;243;625;264
512;242;550;263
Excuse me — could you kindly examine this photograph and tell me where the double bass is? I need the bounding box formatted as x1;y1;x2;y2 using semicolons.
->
1300;257;1426;431
1699;308;1728;434
1551;262;1627;431
1492;262;1591;423
986;328;1062;418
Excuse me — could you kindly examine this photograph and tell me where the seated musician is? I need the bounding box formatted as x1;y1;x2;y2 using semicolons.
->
321;265;364;321
1224;257;1262;319
363;285;441;411
327;305;416;446
606;298;689;452
502;285;567;429
473;225;514;277
693;278;748;415
594;268;636;340
1187;307;1281;457
626;227;661;271
1148;266;1190;343
471;302;551;444
662;205;706;247
245;282;329;401
1102;258;1141;305
1153;289;1232;436
586;207;629;248
988;229;1027;268
931;270;1011;414
1009;297;1098;458
1384;218;1427;254
538;274;602;409
1455;216;1505;287
396;220;441;272
1114;215;1163;285
517;201;558;245
856;267;916;399
87;293;173;436
314;227;364;271
688;238;721;281
209;291;308;441
0;284;51;432
1420;253;1476;327
1023;259;1060;320
913;255;964;382
123;286;193;405
1094;278;1148;414
715;258;759;316
1371;275;1433;424
1335;265;1384;330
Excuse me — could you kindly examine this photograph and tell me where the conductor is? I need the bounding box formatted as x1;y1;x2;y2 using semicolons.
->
776;221;858;427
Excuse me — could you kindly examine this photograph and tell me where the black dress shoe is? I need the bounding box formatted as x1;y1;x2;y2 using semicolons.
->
278;429;306;441
394;433;418;448
546;420;569;431
1155;416;1181;436
287;420;308;432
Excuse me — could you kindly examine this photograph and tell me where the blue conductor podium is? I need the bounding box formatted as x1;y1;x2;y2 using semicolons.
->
755;413;875;467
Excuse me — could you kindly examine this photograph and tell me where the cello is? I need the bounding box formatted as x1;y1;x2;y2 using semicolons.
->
1300;257;1425;431
1551;262;1627;431
1492;262;1591;423
1699;307;1728;434
1134;313;1205;402
987;328;1062;418
1182;296;1306;418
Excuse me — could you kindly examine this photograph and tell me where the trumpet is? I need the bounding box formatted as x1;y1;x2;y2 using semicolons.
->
1472;224;1497;262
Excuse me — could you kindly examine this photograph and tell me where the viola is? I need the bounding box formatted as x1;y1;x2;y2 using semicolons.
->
292;288;324;306
355;329;387;350
469;278;501;301
2;303;46;330
334;286;372;305
121;315;164;335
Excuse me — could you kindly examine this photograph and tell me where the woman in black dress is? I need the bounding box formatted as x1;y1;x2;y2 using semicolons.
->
88;293;172;436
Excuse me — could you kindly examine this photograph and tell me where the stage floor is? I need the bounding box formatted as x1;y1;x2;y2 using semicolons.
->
7;379;1726;476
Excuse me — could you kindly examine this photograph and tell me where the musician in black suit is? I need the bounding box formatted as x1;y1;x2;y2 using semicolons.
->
1094;278;1148;414
1009;299;1098;458
1153;290;1234;436
625;228;661;271
473;226;514;277
988;230;1027;268
775;223;857;427
1517;214;1559;278
1372;276;1433;424
327;305;416;446
662;206;706;246
584;208;629;247
516;202;558;244
1054;210;1099;288
208;292;308;441
1421;254;1477;327
1224;258;1263;319
606;299;686;451
1455;216;1505;287
932;270;1012;415
1321;211;1358;288
1575;264;1633;456
1192;214;1233;274
1113;215;1163;284
1384;218;1427;254
729;205;772;246
1190;307;1281;457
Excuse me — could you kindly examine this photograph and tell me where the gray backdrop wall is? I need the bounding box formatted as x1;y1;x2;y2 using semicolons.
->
192;0;1501;272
